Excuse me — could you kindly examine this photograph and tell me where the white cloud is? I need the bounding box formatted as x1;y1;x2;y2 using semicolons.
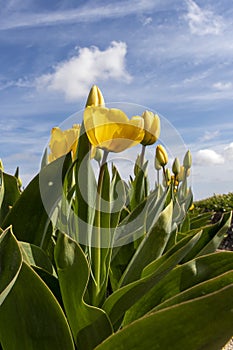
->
185;0;223;36
199;130;220;142
224;142;233;160
36;41;132;101
213;81;233;91
195;149;224;165
0;0;159;30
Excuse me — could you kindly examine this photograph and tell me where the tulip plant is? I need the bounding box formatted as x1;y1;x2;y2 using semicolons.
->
0;85;233;350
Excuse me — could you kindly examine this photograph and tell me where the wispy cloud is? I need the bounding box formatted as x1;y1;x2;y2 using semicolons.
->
35;41;132;101
199;130;220;142
213;81;233;91
184;0;223;35
0;0;161;30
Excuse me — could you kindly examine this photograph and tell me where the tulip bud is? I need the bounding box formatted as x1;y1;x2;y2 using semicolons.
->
0;159;4;171
14;166;22;188
177;166;185;182
183;150;192;169
94;148;103;163
156;145;168;167
85;85;105;107
141;111;160;146
154;157;162;171
172;157;180;176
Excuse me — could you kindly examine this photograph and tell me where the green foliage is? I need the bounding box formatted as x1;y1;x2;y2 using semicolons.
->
194;192;233;214
0;97;233;349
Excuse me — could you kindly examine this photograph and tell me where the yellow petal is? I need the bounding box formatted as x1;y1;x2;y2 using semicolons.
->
51;139;68;158
84;107;145;153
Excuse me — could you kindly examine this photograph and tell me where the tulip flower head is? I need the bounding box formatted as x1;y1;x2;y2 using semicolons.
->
141;111;160;146
172;157;180;176
48;124;80;162
156;145;168;167
84;106;145;153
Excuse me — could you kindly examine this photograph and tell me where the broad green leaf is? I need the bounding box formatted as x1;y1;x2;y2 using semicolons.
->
0;231;74;350
0;227;22;306
196;210;232;256
54;231;113;350
152;270;233;312
190;211;213;229
74;122;97;246
103;231;201;328
2;155;71;249
113;188;167;247
181;211;232;263
20;242;54;274
96;285;233;350
123;251;233;325
89;163;111;306
141;229;202;278
0;172;20;225
110;165;126;229
128;161;148;210
119;201;173;286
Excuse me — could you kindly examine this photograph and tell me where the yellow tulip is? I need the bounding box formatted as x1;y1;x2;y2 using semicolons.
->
156;144;168;167
83;106;145;153
85;85;105;107
141;111;160;146
48;124;80;162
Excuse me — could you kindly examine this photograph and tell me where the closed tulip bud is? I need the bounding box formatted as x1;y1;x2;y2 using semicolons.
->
85;85;105;107
177;166;185;182
154;157;162;171
166;168;171;182
94;148;103;163
183;150;192;169
156;145;168;167
141;111;160;146
0;159;4;171
172;157;180;176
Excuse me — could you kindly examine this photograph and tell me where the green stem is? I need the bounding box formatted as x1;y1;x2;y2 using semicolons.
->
162;165;167;185
140;144;146;168
157;169;160;185
93;150;108;304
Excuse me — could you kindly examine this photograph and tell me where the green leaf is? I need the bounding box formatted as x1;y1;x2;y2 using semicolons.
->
128;161;148;210
20;241;54;274
181;211;232;263
96;285;233;350
103;231;201;329
190;211;213;229
0;172;20;225
0;231;74;350
74;122;97;246
152;270;233;312
0;227;22;306
54;231;113;350
141;229;202;278
2;155;71;249
110;165;126;229
119;201;173;286
123;251;233;325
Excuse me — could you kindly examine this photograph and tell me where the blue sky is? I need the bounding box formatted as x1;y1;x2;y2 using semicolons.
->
0;0;232;199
